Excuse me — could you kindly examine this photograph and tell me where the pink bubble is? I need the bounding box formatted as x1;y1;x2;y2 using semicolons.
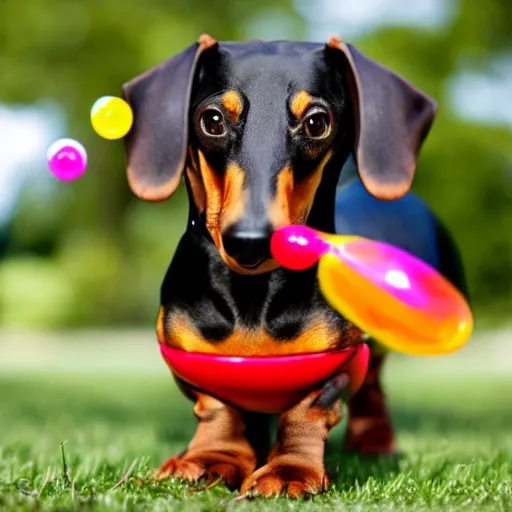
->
46;138;87;181
271;225;330;270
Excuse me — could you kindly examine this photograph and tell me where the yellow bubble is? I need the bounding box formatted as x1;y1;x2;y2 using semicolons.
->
90;96;133;140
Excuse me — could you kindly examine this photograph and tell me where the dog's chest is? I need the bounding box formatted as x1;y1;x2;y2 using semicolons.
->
158;307;352;356
159;239;359;356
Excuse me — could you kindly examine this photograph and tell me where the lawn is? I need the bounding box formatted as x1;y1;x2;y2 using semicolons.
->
0;329;511;511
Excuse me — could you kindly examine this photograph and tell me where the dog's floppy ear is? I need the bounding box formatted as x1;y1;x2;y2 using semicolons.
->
326;36;437;200
122;34;218;201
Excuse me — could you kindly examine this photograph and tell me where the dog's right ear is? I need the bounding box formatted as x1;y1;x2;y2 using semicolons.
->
324;36;437;201
122;34;218;201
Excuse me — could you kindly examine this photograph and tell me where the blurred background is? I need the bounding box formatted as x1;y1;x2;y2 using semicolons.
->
0;4;511;506
0;0;511;331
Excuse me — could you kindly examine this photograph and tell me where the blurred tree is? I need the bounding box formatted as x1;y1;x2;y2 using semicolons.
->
0;0;511;327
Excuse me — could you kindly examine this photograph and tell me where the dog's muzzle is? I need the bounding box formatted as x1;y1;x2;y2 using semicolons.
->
222;225;273;269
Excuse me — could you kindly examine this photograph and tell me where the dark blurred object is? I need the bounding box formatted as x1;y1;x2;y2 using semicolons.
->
336;157;469;302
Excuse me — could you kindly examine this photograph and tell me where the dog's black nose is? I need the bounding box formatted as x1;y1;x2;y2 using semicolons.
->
222;225;273;269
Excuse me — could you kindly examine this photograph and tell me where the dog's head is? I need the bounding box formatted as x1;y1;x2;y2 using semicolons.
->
122;34;436;274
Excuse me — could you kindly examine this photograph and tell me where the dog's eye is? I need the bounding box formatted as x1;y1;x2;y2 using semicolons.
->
200;109;226;137
303;110;331;139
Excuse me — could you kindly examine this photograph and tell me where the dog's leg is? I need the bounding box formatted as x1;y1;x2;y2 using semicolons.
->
240;389;341;498
344;342;395;454
155;384;257;489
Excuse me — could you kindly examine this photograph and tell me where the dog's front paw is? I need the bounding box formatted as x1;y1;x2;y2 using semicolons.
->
240;454;328;498
154;451;254;490
154;455;205;482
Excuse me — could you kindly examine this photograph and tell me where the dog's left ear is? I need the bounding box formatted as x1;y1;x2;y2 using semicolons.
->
122;34;218;201
325;36;437;200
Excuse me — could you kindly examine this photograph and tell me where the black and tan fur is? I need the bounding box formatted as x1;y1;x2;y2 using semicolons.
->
121;34;467;497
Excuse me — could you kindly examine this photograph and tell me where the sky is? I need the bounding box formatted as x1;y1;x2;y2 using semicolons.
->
295;0;454;39
1;0;511;228
0;104;61;226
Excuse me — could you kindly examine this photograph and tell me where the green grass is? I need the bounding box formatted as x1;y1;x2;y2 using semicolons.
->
0;330;511;510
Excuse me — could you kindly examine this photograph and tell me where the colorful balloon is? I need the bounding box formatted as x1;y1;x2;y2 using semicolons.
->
90;96;133;140
271;225;473;356
46;138;88;181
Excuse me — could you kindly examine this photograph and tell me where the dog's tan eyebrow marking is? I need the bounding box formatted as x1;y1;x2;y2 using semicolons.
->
221;91;243;122
290;90;313;119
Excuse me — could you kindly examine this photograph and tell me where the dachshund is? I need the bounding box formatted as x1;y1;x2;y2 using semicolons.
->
121;34;469;498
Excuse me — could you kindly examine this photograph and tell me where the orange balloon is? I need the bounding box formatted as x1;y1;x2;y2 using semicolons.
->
271;225;473;356
317;241;473;356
